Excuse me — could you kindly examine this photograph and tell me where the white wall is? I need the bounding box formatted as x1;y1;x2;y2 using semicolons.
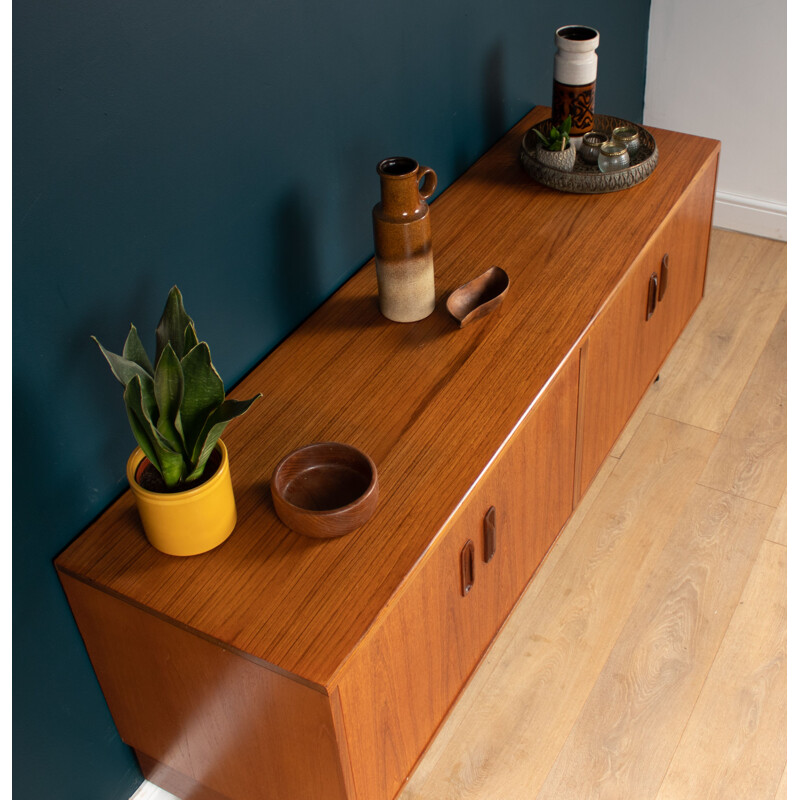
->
645;0;786;240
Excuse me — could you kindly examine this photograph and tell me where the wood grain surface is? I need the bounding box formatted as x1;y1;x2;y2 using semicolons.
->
699;307;787;506
398;231;786;800
336;353;579;800
535;486;773;800
399;449;623;798
400;414;719;799
649;231;787;433
609;228;787;459
766;490;787;547
576;157;715;497
56;107;720;690
774;766;787;800
655;540;786;800
59;573;350;800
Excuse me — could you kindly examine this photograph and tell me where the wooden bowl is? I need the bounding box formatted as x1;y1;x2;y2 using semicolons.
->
270;442;379;538
446;266;510;327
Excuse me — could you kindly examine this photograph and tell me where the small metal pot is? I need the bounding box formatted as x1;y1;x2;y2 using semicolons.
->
580;131;608;164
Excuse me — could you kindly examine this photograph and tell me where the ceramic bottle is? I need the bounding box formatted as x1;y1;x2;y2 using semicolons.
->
551;25;600;138
372;157;437;322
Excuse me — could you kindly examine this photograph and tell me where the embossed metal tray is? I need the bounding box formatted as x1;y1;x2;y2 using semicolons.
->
520;114;658;194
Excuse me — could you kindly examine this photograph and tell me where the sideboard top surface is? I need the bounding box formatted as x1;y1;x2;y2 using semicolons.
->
57;107;720;688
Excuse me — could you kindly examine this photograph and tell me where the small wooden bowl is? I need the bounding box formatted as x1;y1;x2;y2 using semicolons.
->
446;266;510;327
271;442;379;538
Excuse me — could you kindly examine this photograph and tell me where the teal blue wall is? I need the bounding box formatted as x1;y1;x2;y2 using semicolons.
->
13;2;650;797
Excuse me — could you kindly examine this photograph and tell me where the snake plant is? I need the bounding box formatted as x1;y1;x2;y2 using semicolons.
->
93;286;261;489
535;115;573;151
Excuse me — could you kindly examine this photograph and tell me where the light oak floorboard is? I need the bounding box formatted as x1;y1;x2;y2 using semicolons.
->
766;490;787;547
536;486;774;800
774;766;787;800
655;540;786;800
699;307;786;507
400;415;717;799
609;373;656;459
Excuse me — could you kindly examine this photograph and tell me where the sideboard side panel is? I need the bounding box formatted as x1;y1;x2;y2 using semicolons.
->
58;573;350;800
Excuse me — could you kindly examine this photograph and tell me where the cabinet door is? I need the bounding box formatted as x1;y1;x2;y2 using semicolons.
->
335;353;579;800
641;161;717;376
577;161;716;498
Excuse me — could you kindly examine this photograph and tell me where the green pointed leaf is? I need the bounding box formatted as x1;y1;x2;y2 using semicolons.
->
125;376;187;488
123;377;169;446
93;336;153;388
187;395;262;478
149;423;185;485
139;373;158;429
178;342;225;453
154;344;184;428
122;325;154;375
123;377;161;471
183;322;199;354
155;286;195;362
185;460;211;483
153;343;186;460
157;448;186;488
157;416;184;461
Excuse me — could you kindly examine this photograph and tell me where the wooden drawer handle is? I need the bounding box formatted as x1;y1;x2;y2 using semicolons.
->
646;272;658;321
460;540;475;596
484;506;497;563
658;253;669;301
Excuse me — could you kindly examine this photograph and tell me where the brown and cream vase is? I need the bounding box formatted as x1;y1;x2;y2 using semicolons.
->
551;25;600;138
372;157;437;323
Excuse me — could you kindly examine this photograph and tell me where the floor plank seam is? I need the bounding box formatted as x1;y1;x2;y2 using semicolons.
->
692;481;783;510
643;409;725;438
764;537;787;549
759;538;789;555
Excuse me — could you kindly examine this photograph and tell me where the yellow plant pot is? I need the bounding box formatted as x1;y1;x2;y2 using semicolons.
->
126;440;237;556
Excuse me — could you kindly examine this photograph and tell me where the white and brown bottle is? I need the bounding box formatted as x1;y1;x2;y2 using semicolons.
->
372;157;437;323
551;25;600;138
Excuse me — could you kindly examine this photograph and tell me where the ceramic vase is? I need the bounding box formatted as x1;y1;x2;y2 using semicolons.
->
372;157;437;323
551;25;600;138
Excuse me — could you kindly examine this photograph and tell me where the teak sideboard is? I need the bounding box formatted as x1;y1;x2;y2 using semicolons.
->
56;107;720;800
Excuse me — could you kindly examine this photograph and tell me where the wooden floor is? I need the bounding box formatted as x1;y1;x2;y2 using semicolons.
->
398;229;787;800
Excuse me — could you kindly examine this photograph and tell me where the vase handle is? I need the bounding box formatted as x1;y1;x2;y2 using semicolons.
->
417;166;437;200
